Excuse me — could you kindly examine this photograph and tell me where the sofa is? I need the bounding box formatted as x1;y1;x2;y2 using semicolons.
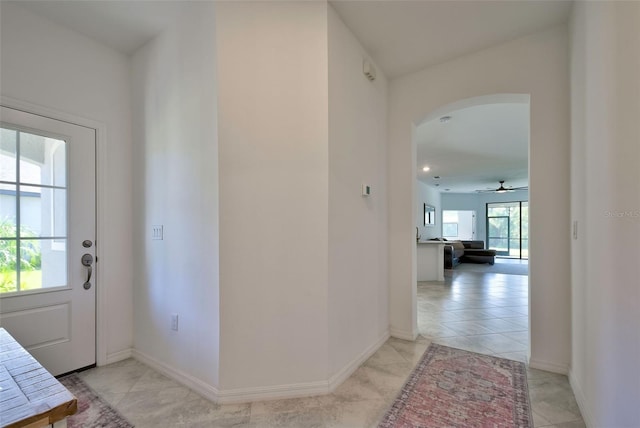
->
438;240;497;269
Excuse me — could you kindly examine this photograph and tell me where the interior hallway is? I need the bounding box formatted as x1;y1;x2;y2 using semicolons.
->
77;270;583;427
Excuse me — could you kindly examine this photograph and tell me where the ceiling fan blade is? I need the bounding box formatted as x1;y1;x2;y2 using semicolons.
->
474;185;528;193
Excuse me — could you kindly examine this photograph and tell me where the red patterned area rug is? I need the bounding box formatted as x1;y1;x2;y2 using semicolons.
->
379;343;532;428
59;373;134;428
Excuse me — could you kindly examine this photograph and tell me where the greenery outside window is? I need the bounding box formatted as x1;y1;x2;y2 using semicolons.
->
486;201;528;259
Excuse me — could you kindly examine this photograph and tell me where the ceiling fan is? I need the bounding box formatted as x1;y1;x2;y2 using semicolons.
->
476;180;528;193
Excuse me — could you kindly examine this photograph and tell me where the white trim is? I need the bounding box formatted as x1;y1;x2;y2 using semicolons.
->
569;368;594;428
216;379;328;404
94;124;108;367
528;357;569;375
133;331;390;404
105;348;133;365
132;349;221;403
327;330;390;391
390;326;418;341
0;96;109;368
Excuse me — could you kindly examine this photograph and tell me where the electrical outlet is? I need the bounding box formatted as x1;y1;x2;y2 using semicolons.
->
171;313;179;331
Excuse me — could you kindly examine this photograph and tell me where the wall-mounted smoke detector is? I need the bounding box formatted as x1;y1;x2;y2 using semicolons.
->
363;59;376;81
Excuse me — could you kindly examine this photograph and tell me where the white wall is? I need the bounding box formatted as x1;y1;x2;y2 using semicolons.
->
416;181;441;240
389;26;571;371
442;190;529;243
327;6;389;378
131;2;220;387
215;1;329;391
214;1;390;396
569;2;640;426
0;3;133;360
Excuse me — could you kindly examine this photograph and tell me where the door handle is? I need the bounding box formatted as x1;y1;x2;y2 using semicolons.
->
81;253;93;290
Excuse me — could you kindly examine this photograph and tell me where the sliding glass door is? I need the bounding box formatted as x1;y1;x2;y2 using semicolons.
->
486;201;528;259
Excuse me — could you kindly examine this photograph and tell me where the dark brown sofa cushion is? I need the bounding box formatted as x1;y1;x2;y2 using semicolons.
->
461;240;485;249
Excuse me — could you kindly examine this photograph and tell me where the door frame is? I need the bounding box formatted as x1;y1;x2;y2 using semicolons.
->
2;96;109;367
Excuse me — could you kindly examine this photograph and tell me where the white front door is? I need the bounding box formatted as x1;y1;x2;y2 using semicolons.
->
0;106;96;376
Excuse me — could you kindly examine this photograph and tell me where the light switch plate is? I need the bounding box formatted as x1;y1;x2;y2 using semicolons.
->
152;225;163;240
171;313;179;331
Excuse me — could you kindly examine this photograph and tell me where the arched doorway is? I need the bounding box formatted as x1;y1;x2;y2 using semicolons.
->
413;94;530;361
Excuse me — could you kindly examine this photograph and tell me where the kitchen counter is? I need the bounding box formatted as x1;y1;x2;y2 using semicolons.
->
417;241;445;281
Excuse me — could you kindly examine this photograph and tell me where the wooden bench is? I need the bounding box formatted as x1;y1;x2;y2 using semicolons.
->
0;328;77;428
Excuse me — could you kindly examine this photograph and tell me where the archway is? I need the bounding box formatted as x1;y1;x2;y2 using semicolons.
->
386;23;570;376
413;94;531;361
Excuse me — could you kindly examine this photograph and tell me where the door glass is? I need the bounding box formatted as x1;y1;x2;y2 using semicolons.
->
487;201;529;259
488;216;510;255
0;127;67;294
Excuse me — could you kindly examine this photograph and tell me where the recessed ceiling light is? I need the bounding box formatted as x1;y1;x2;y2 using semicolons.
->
422;166;430;172
439;116;452;123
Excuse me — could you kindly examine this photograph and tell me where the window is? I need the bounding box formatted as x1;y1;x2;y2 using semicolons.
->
0;127;68;293
442;210;476;240
486;201;528;259
443;223;458;238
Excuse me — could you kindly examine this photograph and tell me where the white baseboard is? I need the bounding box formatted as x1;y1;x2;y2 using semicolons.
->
105;348;133;365
327;331;390;391
132;349;221;403
389;326;417;341
569;368;594;428
216;379;329;404
131;331;390;404
528;357;569;375
132;349;329;404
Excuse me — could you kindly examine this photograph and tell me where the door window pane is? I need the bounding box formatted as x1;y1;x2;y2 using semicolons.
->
21;239;67;289
19;185;67;238
19;132;66;187
0;186;17;236
0;128;17;183
0;127;68;294
0;239;17;293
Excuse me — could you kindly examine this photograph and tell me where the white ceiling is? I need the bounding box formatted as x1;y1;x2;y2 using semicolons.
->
416;101;529;193
11;0;570;193
11;0;186;54
330;0;572;79
11;1;573;68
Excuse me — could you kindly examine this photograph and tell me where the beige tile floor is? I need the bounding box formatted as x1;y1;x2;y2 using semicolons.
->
79;265;584;427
